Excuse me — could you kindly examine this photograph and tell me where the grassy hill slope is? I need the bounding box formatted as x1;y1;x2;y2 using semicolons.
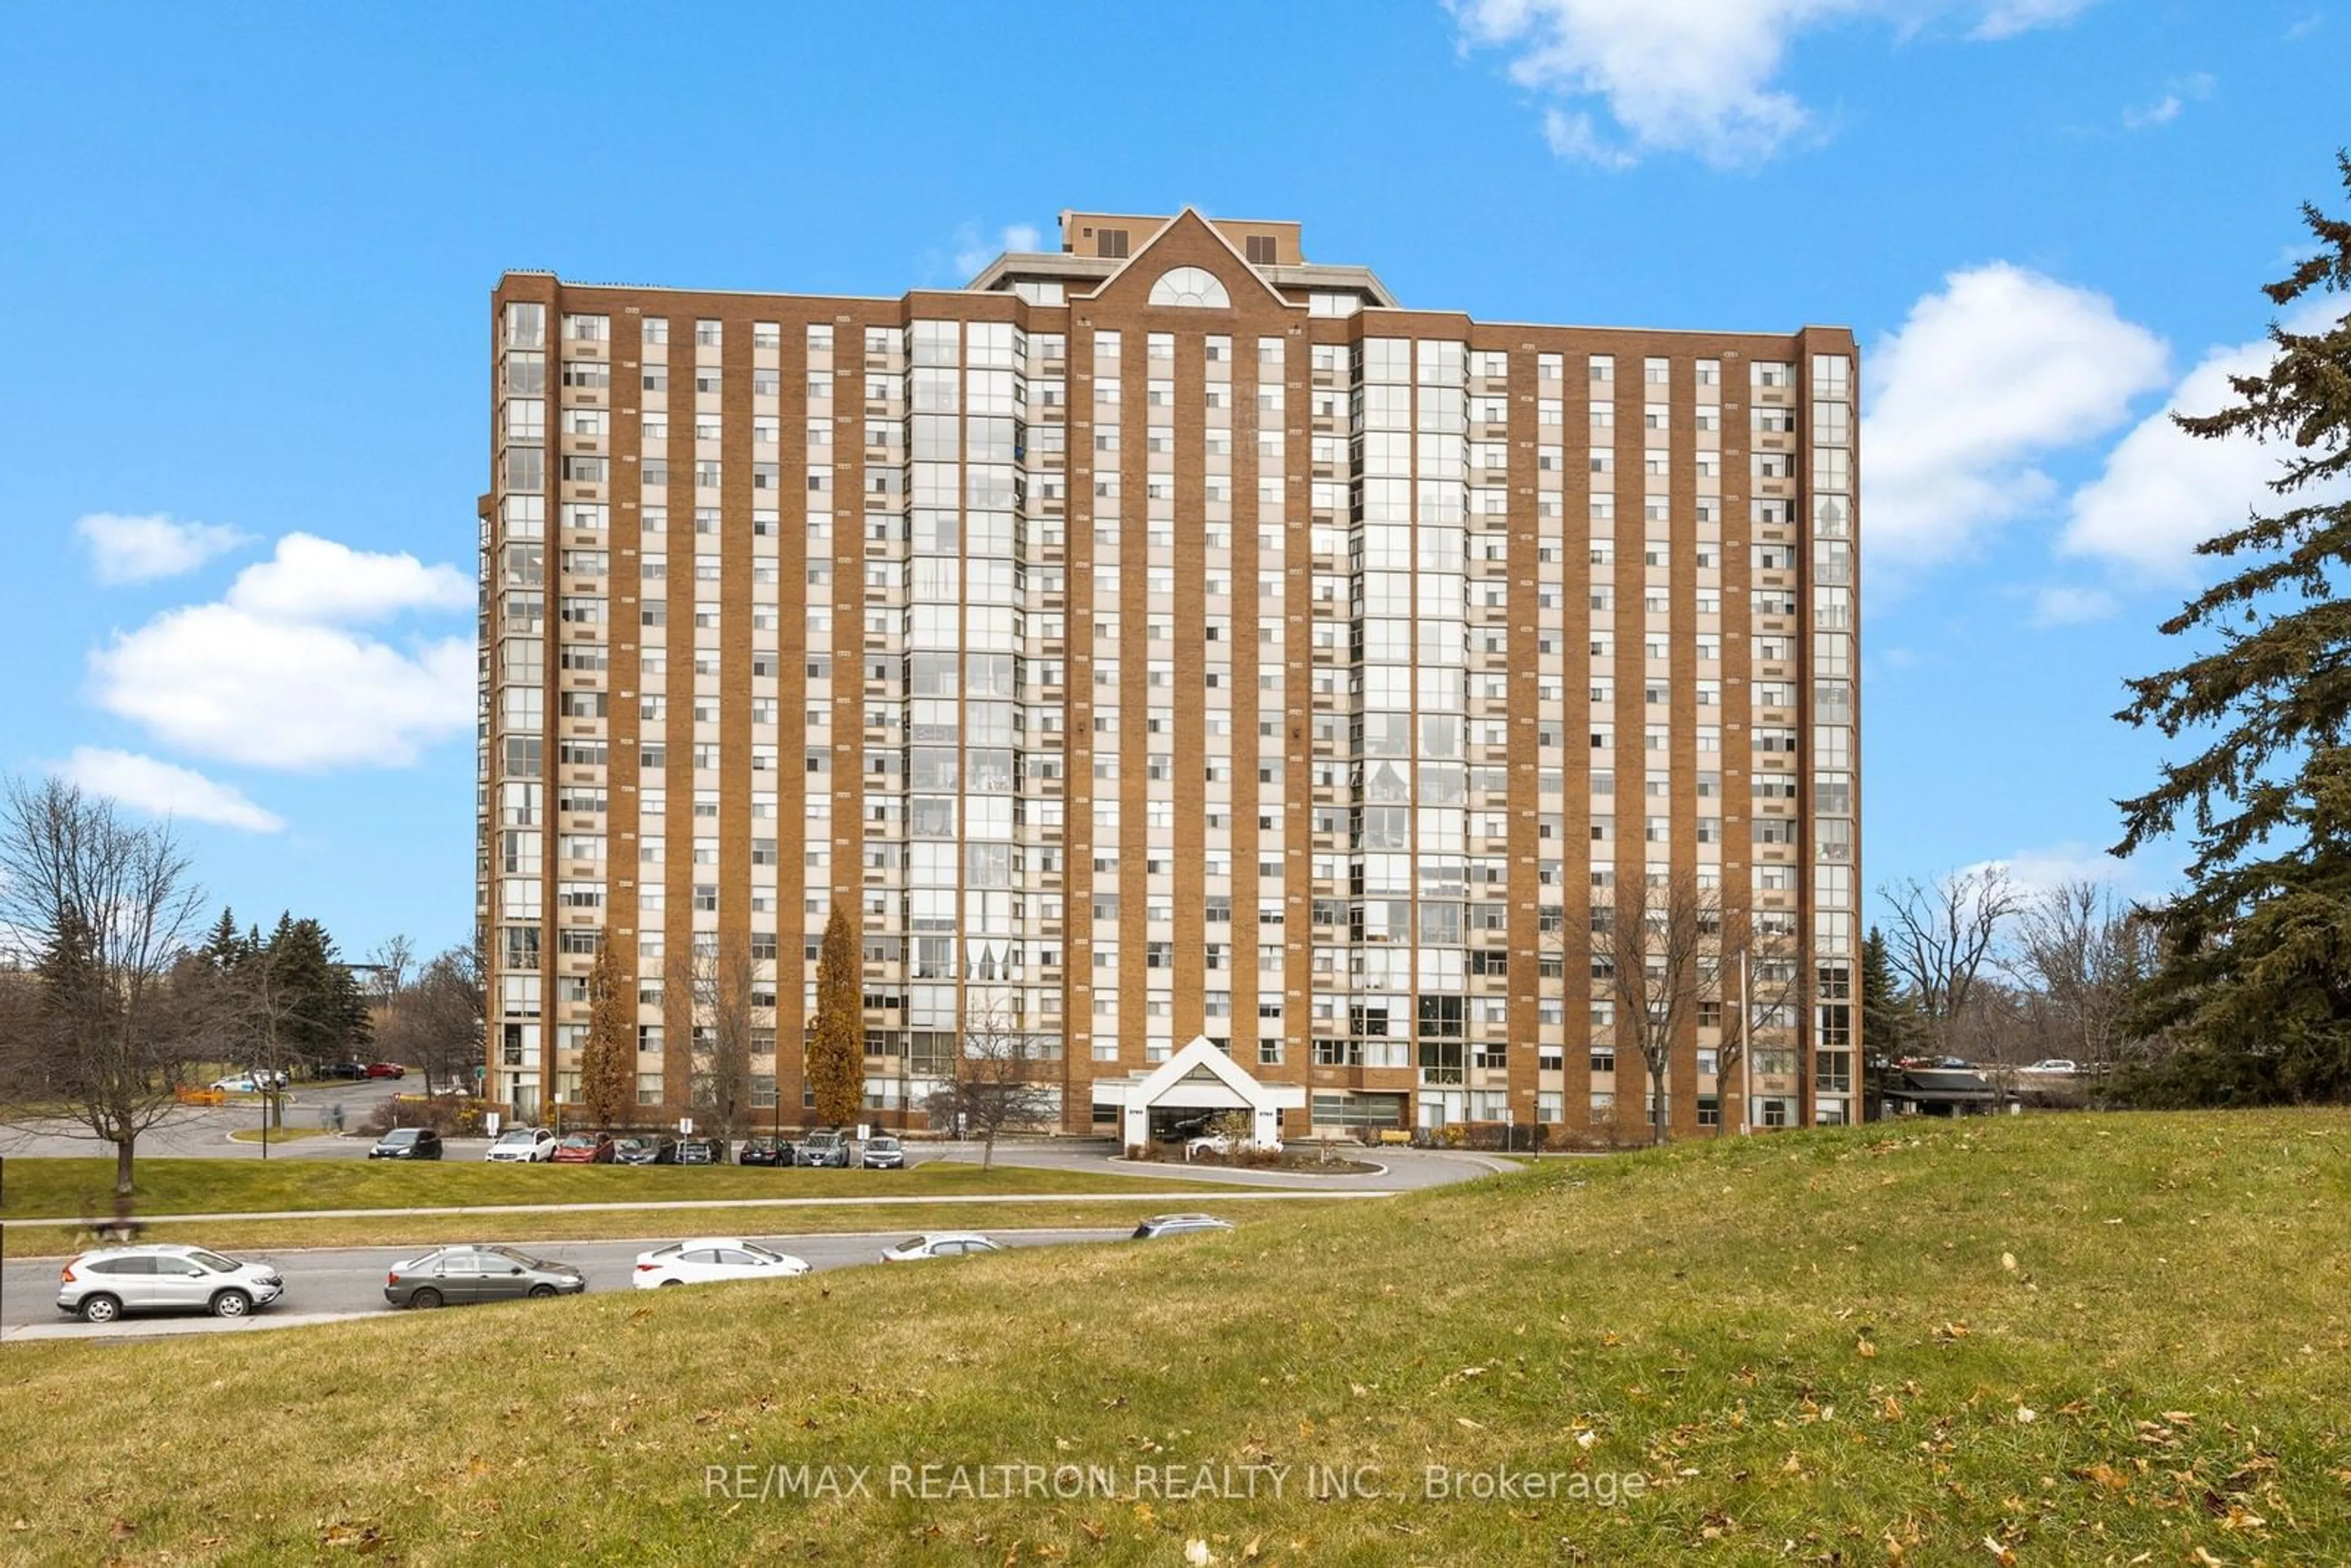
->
6;1111;2349;1564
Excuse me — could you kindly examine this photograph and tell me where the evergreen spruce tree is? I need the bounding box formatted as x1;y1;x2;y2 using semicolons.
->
806;901;864;1128
579;931;632;1128
198;907;244;970
2115;154;2351;1103
1859;925;1916;1060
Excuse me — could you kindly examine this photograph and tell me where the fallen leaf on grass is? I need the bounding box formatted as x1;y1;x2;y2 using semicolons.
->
2073;1462;2130;1491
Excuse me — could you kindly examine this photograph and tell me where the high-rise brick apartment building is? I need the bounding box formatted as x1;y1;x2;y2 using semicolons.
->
480;208;1860;1139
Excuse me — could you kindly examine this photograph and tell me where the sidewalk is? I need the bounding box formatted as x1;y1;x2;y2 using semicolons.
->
1;1311;366;1344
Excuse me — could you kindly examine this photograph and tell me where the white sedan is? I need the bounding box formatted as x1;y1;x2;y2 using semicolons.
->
879;1232;1002;1263
632;1239;811;1289
484;1127;558;1162
1185;1133;1281;1160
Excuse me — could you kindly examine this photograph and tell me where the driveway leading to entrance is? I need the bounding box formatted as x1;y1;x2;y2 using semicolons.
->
948;1141;1517;1191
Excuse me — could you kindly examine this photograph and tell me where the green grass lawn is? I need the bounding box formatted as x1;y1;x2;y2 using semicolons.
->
0;1153;1220;1221
6;1111;2350;1564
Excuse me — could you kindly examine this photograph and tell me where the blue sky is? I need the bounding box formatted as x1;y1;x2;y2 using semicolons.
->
0;2;2342;959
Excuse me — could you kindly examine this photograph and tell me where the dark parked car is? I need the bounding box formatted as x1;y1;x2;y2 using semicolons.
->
383;1244;585;1309
317;1061;369;1081
550;1132;615;1164
861;1136;906;1169
677;1137;729;1166
613;1135;678;1166
738;1136;794;1167
369;1127;443;1160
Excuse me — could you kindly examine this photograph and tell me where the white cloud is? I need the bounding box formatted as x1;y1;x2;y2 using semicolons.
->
954;222;1048;279
1542;107;1638;168
2028;585;2118;625
2122;72;2211;130
2061;298;2350;581
61;748;285;834
75;512;252;584
224;532;471;623
1963;841;2143;902
1863;263;2169;568
87;534;474;771
1971;0;2095;39
1452;0;2090;167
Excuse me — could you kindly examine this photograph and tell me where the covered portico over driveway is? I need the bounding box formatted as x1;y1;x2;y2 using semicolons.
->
1089;1035;1306;1150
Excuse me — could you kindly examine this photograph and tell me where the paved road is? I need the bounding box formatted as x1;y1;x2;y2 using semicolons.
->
1;1226;1134;1338
0;1074;414;1160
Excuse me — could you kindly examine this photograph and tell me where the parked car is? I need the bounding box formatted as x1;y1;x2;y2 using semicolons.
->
254;1068;289;1090
795;1128;852;1168
317;1061;369;1081
208;1075;261;1094
1185;1133;1280;1160
738;1136;794;1167
861;1136;906;1169
383;1244;584;1309
364;1062;407;1079
880;1232;1001;1263
613;1135;678;1166
57;1242;285;1324
676;1137;729;1166
369;1127;443;1160
485;1127;558;1163
2025;1059;2082;1073
549;1132;615;1165
632;1237;809;1289
1131;1214;1234;1240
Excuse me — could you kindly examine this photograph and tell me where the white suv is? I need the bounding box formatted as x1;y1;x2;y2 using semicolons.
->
57;1243;284;1323
486;1127;558;1162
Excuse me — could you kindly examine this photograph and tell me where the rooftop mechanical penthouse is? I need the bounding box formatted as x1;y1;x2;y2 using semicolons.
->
481;208;1861;1141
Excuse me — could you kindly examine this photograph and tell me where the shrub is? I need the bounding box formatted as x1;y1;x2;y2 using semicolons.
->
359;1095;497;1138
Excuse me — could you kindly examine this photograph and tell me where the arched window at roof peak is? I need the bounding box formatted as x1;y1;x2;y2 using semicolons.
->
1148;266;1231;309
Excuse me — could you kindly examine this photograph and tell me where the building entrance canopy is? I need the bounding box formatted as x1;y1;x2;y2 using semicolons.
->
1090;1035;1305;1149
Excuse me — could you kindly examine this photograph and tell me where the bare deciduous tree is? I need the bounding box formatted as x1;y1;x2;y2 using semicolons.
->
361;934;416;1013
377;945;484;1098
673;937;764;1146
1594;871;1742;1145
0;777;206;1198
924;1000;1056;1169
1878;866;2023;1063
1716;912;1812;1137
2006;879;2161;1086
